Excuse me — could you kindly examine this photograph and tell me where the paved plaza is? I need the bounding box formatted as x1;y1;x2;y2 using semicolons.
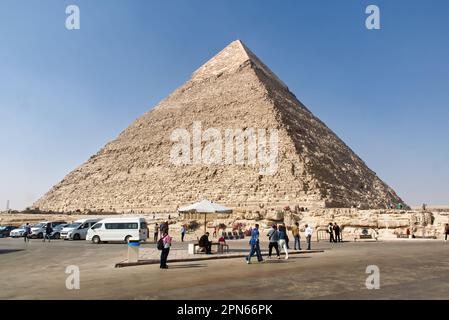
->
1;237;449;299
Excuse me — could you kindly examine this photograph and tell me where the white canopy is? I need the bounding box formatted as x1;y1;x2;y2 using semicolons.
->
178;199;232;214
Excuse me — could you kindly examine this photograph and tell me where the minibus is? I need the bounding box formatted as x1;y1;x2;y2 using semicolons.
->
86;217;148;244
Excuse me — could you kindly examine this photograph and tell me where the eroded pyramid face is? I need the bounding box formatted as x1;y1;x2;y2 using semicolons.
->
34;40;404;213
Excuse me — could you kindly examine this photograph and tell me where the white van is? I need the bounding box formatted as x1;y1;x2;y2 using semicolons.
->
86;217;148;244
60;219;101;240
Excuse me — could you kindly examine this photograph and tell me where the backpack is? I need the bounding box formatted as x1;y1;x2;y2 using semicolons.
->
157;237;165;250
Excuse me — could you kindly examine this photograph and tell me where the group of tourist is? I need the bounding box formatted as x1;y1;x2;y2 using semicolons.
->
245;222;314;264
327;222;342;243
21;222;53;242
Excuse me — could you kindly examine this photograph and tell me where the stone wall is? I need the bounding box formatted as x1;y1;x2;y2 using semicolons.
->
2;208;448;242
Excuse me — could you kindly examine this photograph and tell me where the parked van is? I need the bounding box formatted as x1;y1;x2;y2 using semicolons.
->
86;218;148;244
60;219;101;240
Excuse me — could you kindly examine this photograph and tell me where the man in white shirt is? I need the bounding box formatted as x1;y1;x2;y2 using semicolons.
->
305;224;313;250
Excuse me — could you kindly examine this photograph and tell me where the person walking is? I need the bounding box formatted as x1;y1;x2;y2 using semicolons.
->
24;223;31;243
444;224;449;241
305;224;313;250
160;222;164;233
267;224;280;259
154;223;159;243
334;223;341;242
292;222;301;250
160;221;167;234
159;230;172;269
180;225;186;242
43;223;53;242
246;224;263;264
278;224;289;260
328;223;335;243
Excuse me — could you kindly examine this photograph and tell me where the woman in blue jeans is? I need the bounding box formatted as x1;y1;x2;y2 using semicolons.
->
246;224;263;264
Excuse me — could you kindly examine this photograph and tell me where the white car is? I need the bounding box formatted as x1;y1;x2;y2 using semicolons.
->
87;217;148;244
29;221;67;239
9;225;27;238
60;219;101;240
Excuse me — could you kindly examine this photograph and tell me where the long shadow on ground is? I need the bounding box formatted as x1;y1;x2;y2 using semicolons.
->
0;249;24;255
166;263;207;269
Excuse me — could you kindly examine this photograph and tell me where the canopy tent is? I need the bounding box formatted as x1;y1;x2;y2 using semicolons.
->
178;199;232;234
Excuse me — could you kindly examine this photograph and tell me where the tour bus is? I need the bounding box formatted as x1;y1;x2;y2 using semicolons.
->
86;217;148;244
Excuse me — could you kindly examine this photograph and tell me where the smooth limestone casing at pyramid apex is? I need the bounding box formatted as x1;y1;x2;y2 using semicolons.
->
33;40;406;214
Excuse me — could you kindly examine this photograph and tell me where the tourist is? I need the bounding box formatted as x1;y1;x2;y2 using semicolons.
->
160;220;169;233
444;224;449;241
333;223;341;242
218;235;227;253
246;224;263;264
43;222;53;242
328;223;335;243
278;224;289;260
160;230;172;269
292;222;301;250
199;232;212;254
154;223;159;242
267;224;280;259
24;223;31;243
180;225;186;242
305;224;313;250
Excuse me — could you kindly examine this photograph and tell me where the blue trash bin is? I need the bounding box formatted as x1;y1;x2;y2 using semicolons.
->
127;239;140;263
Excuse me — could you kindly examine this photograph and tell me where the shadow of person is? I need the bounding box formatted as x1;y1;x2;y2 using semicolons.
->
0;249;24;255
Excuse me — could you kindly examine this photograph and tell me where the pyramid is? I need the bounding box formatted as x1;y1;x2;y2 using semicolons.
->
34;40;405;213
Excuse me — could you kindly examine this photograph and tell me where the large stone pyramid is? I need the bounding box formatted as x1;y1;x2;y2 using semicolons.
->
34;40;405;213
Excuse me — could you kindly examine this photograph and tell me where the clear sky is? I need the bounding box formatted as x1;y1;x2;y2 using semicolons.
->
1;0;448;210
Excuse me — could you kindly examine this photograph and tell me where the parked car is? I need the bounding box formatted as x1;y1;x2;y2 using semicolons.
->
10;225;28;238
86;217;148;244
50;224;68;239
0;226;18;238
29;221;67;239
60;219;101;240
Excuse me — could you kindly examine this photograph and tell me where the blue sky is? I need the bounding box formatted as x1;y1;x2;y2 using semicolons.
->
1;0;448;209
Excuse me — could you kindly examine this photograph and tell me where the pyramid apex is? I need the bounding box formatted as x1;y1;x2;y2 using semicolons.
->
191;40;288;89
191;40;252;81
